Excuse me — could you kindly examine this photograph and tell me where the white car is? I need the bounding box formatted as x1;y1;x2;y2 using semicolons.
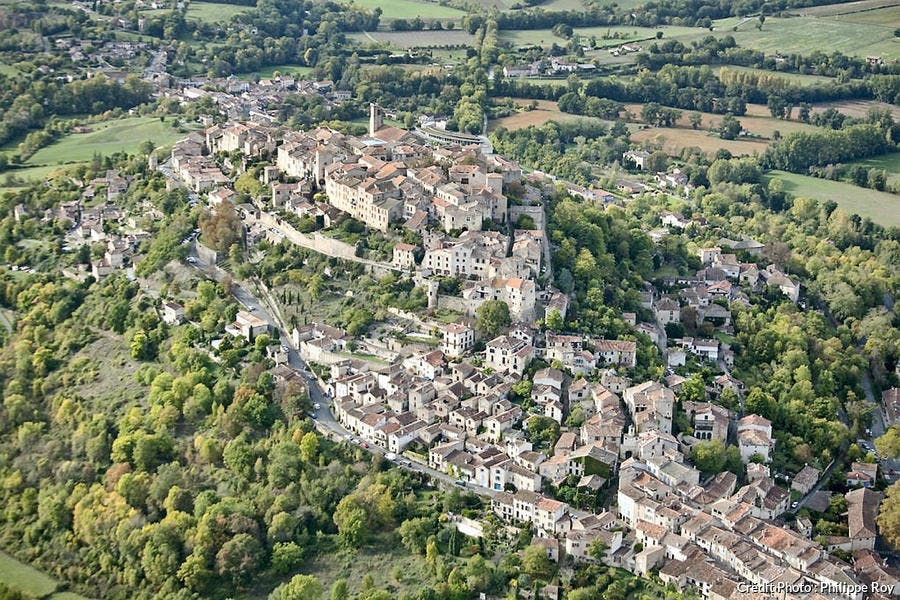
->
186;257;197;264
313;403;321;410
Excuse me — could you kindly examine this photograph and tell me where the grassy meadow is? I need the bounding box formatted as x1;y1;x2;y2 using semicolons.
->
0;551;60;598
0;551;91;599
768;170;900;226
499;25;700;47
236;64;314;80
185;0;253;21
489;98;612;131
25;117;188;168
1;117;189;192
709;13;900;59
350;0;466;22
350;30;475;48
848;151;900;185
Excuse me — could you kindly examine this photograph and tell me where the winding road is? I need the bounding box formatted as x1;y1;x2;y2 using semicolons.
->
186;246;500;499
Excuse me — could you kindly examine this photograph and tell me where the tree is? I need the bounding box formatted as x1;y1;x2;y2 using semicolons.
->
719;113;742;140
876;426;900;459
587;538;608;563
331;579;349;600
425;539;441;575
522;544;553;581
215;533;263;586
333;495;368;547
526;416;560;447
271;542;304;574
199;201;242;252
300;431;319;462
680;373;706;403
645;150;668;172
878;480;900;550
692;439;729;475
689;112;703;129
269;574;323;600
398;516;435;555
476;300;511;337
545;308;563;332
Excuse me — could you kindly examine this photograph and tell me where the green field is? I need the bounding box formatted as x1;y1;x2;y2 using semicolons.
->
0;551;60;598
848;151;900;184
350;0;467;21
185;1;253;21
768;170;900;226
350;29;475;48
25;118;189;168
709;14;900;59
793;0;900;16
500;25;702;47
1;163;75;193
236;64;314;80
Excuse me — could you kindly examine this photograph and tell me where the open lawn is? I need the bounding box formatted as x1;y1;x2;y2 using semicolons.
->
185;0;252;21
429;48;470;64
792;0;900;17
539;0;588;9
1;163;75;193
490;110;606;131
0;551;60;598
840;4;900;24
25;117;189;168
236;64;314;80
350;0;466;21
848;151;900;184
500;24;701;48
708;15;899;60
768;170;900;226
350;29;474;48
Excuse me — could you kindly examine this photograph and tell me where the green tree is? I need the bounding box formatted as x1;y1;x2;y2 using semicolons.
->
300;431;319;462
545;308;564;332
876;426;900;459
215;533;263;586
269;574;323;600
271;542;304;574
692;439;729;475
522;544;553;581
719;113;742;140
878;480;900;550
331;579;349;600
526;416;560;446
476;300;511;338
398;516;435;555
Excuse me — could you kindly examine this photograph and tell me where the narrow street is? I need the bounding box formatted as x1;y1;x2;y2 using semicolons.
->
186;248;500;500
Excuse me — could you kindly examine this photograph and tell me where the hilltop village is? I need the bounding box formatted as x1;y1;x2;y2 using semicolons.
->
39;95;895;600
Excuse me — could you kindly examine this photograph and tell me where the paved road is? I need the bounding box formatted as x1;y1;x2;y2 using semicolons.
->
186;249;499;500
